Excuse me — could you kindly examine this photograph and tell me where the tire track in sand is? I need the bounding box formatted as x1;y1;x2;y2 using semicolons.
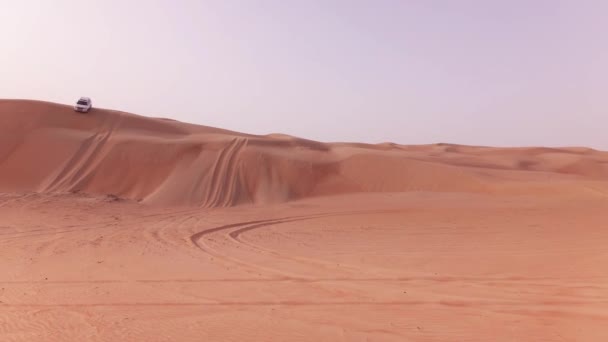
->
203;138;247;208
189;209;402;278
42;112;123;193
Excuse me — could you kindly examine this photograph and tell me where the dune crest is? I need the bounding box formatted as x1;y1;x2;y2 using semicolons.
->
1;99;607;207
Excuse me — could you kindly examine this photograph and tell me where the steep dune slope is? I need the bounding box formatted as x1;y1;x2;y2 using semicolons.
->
1;99;607;207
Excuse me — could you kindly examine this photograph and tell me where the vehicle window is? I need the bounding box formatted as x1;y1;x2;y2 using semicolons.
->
77;100;88;105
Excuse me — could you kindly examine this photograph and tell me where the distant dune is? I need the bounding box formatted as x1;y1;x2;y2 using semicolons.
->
1;99;607;207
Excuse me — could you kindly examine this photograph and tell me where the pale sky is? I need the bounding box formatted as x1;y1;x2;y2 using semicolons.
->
1;1;607;148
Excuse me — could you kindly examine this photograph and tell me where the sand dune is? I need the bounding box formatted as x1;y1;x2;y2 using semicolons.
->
1;99;607;207
2;99;608;341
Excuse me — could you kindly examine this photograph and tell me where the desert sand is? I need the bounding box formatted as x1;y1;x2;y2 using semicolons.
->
1;99;608;341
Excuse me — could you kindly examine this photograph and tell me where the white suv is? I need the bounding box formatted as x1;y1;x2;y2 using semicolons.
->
74;97;92;113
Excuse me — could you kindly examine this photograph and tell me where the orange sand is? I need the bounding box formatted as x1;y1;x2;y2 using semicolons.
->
1;99;607;341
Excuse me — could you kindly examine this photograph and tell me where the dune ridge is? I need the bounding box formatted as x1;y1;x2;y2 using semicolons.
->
1;99;607;207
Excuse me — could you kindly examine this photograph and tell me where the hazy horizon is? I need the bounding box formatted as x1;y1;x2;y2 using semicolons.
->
2;1;607;149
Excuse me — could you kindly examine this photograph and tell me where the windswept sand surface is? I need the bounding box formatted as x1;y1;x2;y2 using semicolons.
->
1;100;608;341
